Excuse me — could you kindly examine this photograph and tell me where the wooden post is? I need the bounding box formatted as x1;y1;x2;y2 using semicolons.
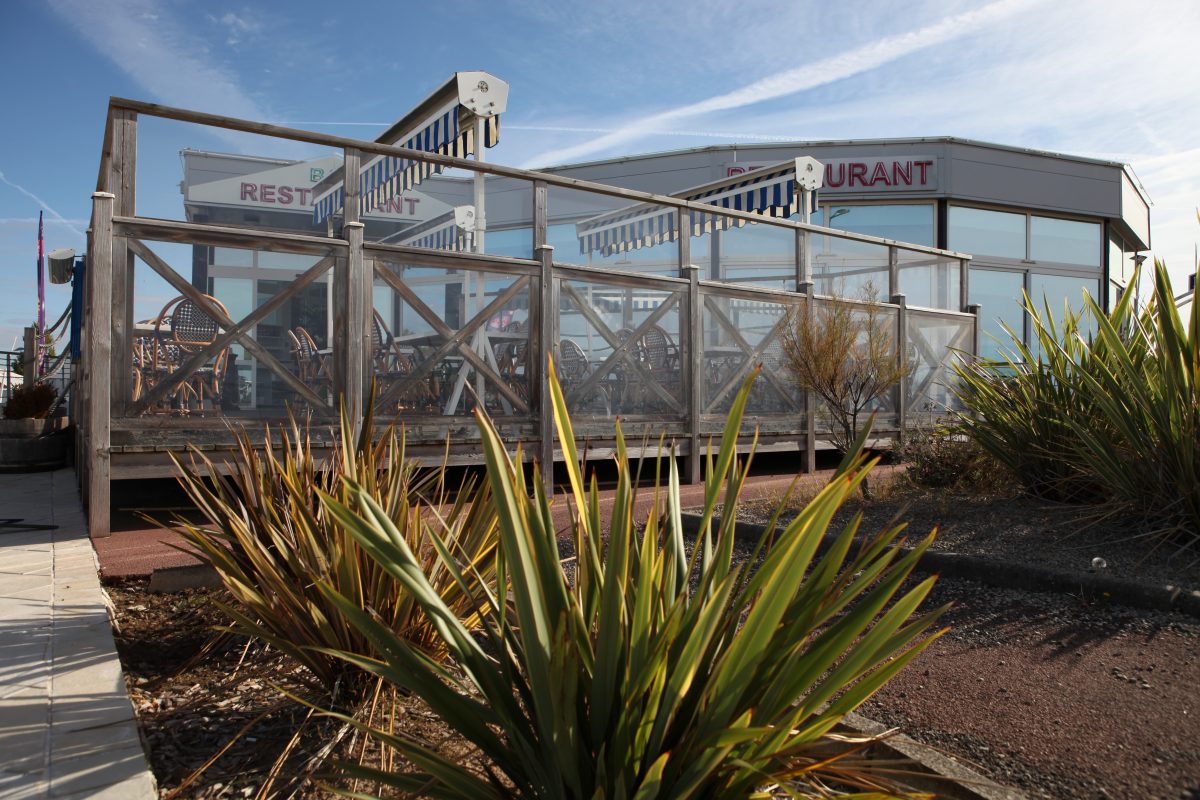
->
959;257;971;313
345;221;367;429
109;109;136;415
892;292;908;442
888;246;900;299
968;303;982;361
537;240;556;495
87;192;114;538
803;284;816;474
678;209;701;484
337;148;367;432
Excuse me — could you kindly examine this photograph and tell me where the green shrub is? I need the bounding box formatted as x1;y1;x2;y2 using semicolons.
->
3;382;57;419
171;403;500;697
954;260;1199;543
316;367;947;798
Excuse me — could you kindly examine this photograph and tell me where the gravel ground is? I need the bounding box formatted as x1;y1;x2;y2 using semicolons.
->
863;576;1200;800
709;477;1200;799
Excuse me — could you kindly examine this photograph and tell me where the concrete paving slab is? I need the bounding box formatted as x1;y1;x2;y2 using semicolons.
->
0;469;156;800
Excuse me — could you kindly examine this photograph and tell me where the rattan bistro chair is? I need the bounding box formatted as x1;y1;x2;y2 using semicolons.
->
289;327;332;398
155;294;230;414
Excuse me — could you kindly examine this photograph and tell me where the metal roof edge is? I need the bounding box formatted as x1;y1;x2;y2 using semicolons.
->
536;136;1137;173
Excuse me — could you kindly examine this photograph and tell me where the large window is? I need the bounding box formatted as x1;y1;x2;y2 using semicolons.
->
823;203;935;247
948;207;1025;260
968;268;1024;360
949;205;1101;267
1030;216;1101;266
1028;273;1099;358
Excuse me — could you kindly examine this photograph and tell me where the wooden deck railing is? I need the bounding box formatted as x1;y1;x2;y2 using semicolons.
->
80;98;978;536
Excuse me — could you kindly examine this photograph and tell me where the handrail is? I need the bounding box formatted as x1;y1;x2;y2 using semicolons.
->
107;96;972;262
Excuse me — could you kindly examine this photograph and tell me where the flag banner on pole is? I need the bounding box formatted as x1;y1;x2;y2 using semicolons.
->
36;211;45;378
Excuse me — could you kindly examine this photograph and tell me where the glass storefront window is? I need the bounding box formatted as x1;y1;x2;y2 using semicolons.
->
968;268;1025;360
1030;216;1100;266
824;203;935;247
212;247;254;267
258;251;323;270
948;207;1026;260
1028;273;1099;358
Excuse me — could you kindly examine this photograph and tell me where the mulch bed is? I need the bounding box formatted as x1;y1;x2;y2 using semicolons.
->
107;476;1200;799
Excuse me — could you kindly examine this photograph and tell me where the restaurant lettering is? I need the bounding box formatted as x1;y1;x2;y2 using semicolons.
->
726;157;936;191
824;159;933;188
238;182;421;214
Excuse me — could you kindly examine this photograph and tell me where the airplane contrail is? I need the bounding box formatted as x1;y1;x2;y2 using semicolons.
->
523;0;1043;168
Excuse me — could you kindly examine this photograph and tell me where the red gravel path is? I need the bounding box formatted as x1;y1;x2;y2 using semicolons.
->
863;577;1200;799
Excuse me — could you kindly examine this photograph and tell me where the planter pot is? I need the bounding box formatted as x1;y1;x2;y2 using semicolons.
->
0;417;69;471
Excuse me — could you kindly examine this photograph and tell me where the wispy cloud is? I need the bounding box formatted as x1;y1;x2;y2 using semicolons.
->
0;171;86;239
209;10;262;47
46;0;307;158
522;0;1043;168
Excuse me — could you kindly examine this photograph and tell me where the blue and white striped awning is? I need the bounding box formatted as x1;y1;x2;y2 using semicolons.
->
577;160;815;257
385;206;477;252
312;72;507;225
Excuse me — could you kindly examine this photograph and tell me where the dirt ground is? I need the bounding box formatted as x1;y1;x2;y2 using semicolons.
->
107;477;1200;799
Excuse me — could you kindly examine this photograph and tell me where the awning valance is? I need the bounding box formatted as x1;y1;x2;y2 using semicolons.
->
383;206;477;252
577;159;816;257
312;72;507;225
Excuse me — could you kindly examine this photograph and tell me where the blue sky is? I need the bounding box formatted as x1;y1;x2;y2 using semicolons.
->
1;0;1198;349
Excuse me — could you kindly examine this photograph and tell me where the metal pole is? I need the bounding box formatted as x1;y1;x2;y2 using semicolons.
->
473;117;487;255
798;188;814;294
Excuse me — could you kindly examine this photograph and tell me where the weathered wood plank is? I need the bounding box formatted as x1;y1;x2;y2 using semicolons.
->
110;109;137;415
114;216;344;256
87;193;115;538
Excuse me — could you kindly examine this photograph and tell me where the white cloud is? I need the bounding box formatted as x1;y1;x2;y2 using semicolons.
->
46;0;307;158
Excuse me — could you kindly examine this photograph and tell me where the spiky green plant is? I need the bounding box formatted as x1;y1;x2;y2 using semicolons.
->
314;366;948;798
954;260;1199;543
171;403;500;696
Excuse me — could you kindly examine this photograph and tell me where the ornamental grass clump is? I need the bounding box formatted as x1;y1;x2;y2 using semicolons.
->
954;260;1199;545
171;402;500;697
315;366;948;798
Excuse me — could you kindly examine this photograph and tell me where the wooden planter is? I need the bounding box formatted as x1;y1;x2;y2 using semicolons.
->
0;417;69;471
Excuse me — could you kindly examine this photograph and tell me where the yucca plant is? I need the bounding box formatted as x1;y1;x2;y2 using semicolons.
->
954;260;1199;543
171;401;500;697
951;296;1108;503
314;366;948;798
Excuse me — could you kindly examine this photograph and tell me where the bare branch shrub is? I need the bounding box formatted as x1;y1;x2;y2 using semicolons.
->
781;284;908;458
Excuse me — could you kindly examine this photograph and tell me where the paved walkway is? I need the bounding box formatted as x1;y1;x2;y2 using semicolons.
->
0;469;156;800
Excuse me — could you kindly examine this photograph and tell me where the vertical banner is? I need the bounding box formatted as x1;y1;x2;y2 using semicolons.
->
36;211;45;378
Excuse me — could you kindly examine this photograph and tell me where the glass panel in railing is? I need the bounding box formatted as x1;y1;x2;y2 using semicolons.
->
557;276;686;423
704;218;796;291
128;237;337;419
552;186;682;276
699;288;800;431
135;115;335;231
905;310;973;417
367;169;537;261
811;234;889;301
372;259;534;428
897;248;961;310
